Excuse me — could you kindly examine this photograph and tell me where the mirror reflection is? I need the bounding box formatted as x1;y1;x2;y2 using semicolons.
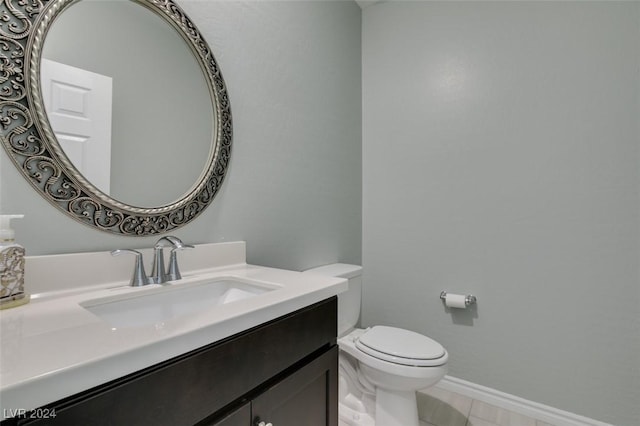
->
41;0;215;207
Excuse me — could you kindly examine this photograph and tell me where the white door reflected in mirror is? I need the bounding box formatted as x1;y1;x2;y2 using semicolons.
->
40;58;113;194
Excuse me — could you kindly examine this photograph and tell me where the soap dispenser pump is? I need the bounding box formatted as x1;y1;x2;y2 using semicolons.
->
0;215;29;309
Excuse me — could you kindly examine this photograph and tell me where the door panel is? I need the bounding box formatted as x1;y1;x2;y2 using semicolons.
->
252;346;338;426
40;58;113;194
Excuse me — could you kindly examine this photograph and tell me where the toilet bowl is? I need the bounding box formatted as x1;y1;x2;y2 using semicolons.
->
303;264;448;426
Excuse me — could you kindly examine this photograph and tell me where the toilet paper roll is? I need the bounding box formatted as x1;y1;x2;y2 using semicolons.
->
444;293;467;309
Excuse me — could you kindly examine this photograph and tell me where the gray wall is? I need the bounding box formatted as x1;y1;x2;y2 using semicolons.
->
0;0;362;271
362;2;639;426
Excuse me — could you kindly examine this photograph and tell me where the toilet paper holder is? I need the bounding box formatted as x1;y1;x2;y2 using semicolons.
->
440;291;477;307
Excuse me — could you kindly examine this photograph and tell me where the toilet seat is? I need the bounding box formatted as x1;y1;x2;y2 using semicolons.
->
355;326;446;367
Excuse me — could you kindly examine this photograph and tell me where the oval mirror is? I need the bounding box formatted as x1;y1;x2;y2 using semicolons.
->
0;0;232;235
41;0;214;208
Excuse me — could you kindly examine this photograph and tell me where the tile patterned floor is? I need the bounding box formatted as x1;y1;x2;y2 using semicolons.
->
417;387;559;426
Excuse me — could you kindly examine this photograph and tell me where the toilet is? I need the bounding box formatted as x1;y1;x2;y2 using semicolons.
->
304;264;448;426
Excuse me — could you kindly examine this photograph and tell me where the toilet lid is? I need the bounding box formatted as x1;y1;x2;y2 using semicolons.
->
355;326;446;367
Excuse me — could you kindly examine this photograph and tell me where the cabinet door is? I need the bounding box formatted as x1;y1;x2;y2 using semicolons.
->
252;346;338;426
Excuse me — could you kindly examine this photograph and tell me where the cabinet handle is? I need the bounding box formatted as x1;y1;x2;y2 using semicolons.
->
257;422;273;426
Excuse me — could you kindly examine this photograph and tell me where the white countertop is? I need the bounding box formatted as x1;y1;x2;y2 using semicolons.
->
0;242;346;416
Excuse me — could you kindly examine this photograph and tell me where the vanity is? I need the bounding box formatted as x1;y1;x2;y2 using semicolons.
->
0;242;346;425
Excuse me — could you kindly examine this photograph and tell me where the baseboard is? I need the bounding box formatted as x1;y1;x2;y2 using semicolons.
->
434;375;613;426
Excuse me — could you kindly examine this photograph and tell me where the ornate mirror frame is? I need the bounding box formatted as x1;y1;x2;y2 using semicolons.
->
0;0;232;236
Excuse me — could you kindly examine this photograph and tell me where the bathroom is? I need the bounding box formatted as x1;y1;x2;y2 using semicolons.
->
0;1;638;426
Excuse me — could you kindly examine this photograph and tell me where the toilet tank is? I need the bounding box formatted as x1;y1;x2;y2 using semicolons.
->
303;263;362;336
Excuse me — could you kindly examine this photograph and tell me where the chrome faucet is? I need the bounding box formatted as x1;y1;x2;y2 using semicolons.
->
151;236;194;284
111;237;194;287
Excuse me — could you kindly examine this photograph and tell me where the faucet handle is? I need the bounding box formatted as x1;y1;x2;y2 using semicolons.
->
157;235;189;249
168;244;194;281
111;249;152;287
154;236;175;249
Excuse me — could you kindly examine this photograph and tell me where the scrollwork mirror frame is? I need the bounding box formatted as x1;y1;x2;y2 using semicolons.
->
0;0;232;236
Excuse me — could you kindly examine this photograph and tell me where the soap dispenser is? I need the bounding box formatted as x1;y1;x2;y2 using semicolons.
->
0;215;29;309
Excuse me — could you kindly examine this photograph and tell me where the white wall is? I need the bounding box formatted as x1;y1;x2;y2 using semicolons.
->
0;0;362;272
362;2;639;425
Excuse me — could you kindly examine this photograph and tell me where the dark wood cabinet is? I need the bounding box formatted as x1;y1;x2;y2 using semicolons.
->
251;346;337;426
208;346;337;426
3;297;338;426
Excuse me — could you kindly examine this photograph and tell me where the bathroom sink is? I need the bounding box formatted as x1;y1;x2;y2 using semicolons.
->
80;277;278;328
